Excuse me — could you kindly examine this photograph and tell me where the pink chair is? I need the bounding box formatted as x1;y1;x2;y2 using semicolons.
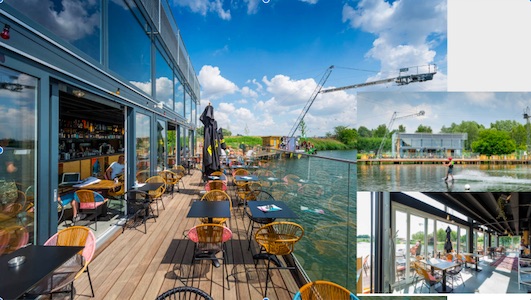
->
0;225;28;254
74;190;108;230
204;180;228;192
44;226;96;298
187;224;232;289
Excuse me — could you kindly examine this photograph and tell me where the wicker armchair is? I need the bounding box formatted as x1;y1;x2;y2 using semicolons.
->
156;286;213;300
293;280;357;300
145;175;167;214
253;221;304;297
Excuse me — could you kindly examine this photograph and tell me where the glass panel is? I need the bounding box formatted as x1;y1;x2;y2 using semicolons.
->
427;219;435;258
0;66;37;246
167;127;176;167
191;101;197;128
460;227;468;253
155;46;173;109
476;231;485;254
109;0;151;95
185;91;191;123
135;113;150;183
8;0;102;62
395;210;407;284
179;126;186;163
174;74;184;116
157;120;166;172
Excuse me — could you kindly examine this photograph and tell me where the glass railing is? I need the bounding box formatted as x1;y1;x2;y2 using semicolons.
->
247;148;356;291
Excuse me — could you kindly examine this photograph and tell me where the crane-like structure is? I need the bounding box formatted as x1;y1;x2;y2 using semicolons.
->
287;64;437;138
376;110;425;158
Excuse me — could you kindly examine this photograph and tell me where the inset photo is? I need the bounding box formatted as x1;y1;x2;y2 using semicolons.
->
357;191;531;294
356;92;531;192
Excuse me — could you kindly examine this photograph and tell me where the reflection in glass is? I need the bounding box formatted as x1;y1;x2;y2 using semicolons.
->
155;45;173;109
185;91;191;123
135;113;150;183
0;65;37;246
8;0;102;62
174;73;184;116
157;120;166;171
109;0;151;95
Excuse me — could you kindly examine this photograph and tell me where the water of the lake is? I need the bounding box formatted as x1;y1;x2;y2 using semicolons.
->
358;163;531;192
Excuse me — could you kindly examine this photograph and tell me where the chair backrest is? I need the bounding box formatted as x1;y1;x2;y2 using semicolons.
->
294;280;357;300
146;176;167;196
446;253;453;262
44;226;96;276
255;221;304;256
210;171;224;177
204;180;227;192
419;265;439;283
188;223;232;244
75;189;98;204
201;190;231;204
108;182;125;197
0;225;29;254
159;170;178;184
233;168;249;177
156;286;214;300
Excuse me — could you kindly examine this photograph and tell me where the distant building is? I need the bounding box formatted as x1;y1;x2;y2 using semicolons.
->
391;133;468;158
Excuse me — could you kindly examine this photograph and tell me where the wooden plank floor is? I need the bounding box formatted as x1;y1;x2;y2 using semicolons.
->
72;169;300;300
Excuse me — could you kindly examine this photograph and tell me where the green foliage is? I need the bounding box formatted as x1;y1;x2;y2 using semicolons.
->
357;137;391;152
334;126;358;147
415;124;432;133
224;136;262;149
308;138;350;150
373;124;388;138
440;121;485;150
471;129;517;156
358;126;372;137
398;124;406;133
491;120;521;132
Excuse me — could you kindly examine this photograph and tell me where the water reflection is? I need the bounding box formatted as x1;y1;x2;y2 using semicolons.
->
358;164;531;192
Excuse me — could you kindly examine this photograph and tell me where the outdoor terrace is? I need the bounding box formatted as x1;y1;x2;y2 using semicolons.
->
71;167;302;300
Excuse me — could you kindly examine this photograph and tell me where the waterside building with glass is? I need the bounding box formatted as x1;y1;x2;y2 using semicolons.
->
0;0;199;245
391;132;468;158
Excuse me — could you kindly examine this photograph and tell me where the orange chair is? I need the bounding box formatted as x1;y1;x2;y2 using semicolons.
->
0;225;28;255
293;280;357;300
200;190;232;225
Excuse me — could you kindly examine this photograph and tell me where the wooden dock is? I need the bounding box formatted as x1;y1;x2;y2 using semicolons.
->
72;169;301;300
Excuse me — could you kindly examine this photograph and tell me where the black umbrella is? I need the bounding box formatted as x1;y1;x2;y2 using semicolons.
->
218;127;227;151
200;104;220;181
444;226;453;254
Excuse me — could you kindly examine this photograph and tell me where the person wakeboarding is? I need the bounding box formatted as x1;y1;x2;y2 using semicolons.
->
444;157;455;181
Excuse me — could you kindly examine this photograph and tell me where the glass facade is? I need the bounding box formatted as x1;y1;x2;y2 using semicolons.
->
155;44;174;109
108;0;151;95
8;0;102;62
157;120;166;172
174;72;185;116
135;112;150;183
0;65;38;246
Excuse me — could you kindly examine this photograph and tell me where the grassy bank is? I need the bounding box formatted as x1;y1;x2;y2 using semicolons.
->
220;136;352;151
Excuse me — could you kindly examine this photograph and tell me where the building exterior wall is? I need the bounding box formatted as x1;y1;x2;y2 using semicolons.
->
0;0;199;244
391;133;468;158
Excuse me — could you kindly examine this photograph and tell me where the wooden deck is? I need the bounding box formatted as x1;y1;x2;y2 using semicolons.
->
72;169;300;300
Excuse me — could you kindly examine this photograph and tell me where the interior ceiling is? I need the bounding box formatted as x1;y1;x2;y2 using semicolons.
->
60;91;123;125
423;192;531;236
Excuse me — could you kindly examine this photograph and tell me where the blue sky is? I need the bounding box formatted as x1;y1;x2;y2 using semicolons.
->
170;0;447;136
356;92;531;134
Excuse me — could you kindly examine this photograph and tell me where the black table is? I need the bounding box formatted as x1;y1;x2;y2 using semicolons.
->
136;182;164;192
247;200;298;219
234;175;259;182
186;200;231;223
0;245;84;300
136;182;164;218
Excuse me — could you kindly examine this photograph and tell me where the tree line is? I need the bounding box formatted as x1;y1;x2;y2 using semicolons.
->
327;120;531;156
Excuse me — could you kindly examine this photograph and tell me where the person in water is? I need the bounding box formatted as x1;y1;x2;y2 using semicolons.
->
444;157;454;181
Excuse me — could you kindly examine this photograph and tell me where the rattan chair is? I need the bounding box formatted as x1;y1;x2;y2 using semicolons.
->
28;226;96;298
200;190;232;225
159;170;180;194
145;175;167;214
0;225;28;255
253;221;304;297
293;280;357;300
74;190;108;230
204;180;227;192
187;224;232;289
156;286;213;300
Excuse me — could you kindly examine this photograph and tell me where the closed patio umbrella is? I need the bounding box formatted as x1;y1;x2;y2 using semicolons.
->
444;226;453;254
200;104;220;181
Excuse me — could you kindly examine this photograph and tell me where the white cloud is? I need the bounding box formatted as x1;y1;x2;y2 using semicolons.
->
262;75;316;106
244;0;261;14
300;0;319;4
130;80;152;95
155;76;174;107
9;0;100;42
198;65;239;101
342;0;447;90
241;86;258;98
173;0;231;20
